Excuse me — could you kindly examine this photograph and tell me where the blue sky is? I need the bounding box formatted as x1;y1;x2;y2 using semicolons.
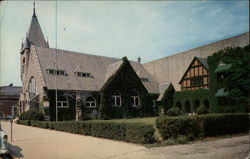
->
0;1;249;86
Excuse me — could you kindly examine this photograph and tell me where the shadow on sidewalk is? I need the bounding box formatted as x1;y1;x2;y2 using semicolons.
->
8;143;24;158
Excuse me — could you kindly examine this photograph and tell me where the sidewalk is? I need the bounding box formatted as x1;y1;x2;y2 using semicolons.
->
1;121;249;159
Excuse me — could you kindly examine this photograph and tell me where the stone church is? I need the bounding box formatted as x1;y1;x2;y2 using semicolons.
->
19;5;249;120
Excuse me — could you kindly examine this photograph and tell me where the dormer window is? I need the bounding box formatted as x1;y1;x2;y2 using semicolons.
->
47;69;68;76
140;77;150;82
75;72;93;78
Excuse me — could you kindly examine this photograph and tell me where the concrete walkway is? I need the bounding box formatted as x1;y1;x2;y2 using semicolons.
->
1;121;249;159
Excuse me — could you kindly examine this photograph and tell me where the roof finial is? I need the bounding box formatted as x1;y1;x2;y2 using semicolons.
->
33;2;36;16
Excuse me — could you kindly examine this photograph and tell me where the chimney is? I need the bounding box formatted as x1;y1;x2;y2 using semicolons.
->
137;57;141;63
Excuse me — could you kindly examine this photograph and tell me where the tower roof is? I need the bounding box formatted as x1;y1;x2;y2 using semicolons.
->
21;2;47;53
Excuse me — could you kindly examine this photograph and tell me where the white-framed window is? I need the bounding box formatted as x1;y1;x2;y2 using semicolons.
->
57;96;68;108
112;91;121;107
85;96;96;108
131;90;140;107
29;77;36;98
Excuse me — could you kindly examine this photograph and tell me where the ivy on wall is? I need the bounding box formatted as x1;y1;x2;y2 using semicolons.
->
47;90;76;121
160;83;175;114
99;57;154;119
173;89;210;113
207;45;250;113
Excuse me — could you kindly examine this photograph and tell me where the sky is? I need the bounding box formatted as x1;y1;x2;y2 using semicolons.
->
0;1;249;86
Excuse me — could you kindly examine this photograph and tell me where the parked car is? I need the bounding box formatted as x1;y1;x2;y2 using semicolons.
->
0;124;9;154
4;116;15;120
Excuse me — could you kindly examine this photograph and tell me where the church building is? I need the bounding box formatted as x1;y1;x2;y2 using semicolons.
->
19;5;249;120
19;6;159;120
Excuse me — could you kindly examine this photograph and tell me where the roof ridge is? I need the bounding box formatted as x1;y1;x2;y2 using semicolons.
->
42;46;121;61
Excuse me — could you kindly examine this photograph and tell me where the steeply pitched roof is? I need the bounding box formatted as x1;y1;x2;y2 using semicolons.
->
196;57;208;69
34;45;159;94
157;82;171;101
27;11;47;47
105;60;159;94
21;9;47;53
178;56;209;84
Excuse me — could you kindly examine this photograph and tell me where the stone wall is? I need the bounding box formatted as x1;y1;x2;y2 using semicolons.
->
143;32;249;90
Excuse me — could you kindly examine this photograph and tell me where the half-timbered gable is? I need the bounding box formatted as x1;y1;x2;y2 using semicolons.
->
179;57;209;90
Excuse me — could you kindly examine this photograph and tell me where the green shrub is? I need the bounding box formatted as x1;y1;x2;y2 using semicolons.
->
19;109;44;121
156;113;248;140
202;113;249;136
156;116;202;140
17;120;155;144
166;107;184;116
176;135;189;144
197;105;209;115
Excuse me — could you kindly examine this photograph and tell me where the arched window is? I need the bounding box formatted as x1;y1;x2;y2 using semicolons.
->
194;100;200;113
203;99;209;109
176;102;182;110
184;100;191;113
85;96;96;108
57;96;68;108
112;91;121;107
22;58;25;73
29;77;36;98
131;90;140;107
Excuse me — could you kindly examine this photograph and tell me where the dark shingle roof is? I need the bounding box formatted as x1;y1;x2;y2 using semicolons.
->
0;86;21;95
34;45;159;93
196;57;209;69
21;11;47;53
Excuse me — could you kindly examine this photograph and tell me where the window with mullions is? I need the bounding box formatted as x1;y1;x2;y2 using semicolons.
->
75;72;92;78
47;69;67;76
112;91;121;107
190;77;203;87
29;77;36;98
85;96;96;108
57;96;68;108
131;90;140;107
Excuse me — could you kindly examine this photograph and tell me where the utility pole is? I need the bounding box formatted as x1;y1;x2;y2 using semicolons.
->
55;0;58;122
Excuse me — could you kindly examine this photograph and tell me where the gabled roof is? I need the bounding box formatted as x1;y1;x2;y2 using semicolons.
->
34;45;159;93
157;82;171;101
178;56;208;84
196;57;209;69
104;60;159;94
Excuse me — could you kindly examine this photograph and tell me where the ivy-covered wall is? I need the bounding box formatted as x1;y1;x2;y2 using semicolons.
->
99;57;155;119
47;90;76;121
173;89;210;113
160;83;175;114
207;45;250;113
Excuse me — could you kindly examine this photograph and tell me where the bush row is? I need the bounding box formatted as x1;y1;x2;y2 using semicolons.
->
17;120;155;144
156;113;249;140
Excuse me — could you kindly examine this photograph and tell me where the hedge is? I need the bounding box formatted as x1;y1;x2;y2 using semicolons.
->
156;113;249;140
17;120;155;144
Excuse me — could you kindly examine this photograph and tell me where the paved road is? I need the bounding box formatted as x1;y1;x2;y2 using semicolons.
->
1;121;249;159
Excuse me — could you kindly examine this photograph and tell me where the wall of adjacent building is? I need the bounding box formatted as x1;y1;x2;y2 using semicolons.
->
143;32;249;91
